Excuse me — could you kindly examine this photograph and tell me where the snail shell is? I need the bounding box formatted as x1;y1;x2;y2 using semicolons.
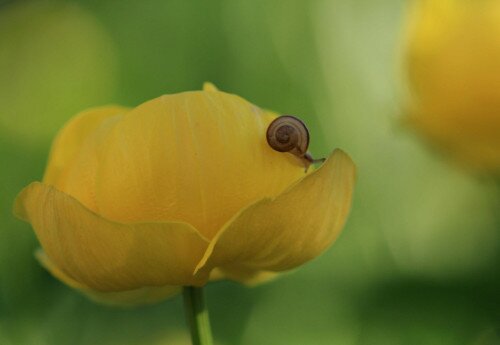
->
266;115;325;171
266;115;310;157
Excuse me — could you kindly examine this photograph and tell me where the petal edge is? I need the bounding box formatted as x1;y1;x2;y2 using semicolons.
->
14;182;209;291
35;249;179;306
195;149;356;276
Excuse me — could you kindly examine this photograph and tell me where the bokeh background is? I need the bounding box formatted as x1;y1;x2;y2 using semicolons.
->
1;0;499;344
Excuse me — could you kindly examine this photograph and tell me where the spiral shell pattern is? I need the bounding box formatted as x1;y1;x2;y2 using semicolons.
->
266;115;310;156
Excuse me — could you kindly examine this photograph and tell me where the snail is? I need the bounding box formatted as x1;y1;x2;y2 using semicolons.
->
266;115;325;171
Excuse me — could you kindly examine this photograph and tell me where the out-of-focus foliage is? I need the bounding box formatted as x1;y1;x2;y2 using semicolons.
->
0;1;118;145
1;0;499;345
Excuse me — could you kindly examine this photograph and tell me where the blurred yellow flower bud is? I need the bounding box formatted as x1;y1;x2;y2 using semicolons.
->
13;84;355;306
405;0;500;173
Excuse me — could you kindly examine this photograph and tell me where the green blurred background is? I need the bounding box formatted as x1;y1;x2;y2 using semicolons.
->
1;0;499;344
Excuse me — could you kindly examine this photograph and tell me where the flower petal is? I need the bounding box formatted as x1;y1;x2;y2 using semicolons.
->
36;249;179;306
405;0;500;172
63;92;305;238
210;266;279;287
43;105;128;188
195;149;355;275
14;182;210;291
202;82;219;92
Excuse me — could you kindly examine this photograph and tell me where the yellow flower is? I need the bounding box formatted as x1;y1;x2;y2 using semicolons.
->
404;0;500;173
13;83;355;306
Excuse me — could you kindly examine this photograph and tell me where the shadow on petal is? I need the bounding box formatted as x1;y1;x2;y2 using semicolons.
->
36;249;180;307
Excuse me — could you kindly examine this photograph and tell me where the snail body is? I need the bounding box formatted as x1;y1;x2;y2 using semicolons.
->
266;115;325;171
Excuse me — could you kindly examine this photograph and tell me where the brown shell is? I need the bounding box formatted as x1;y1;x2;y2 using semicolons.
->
266;115;310;156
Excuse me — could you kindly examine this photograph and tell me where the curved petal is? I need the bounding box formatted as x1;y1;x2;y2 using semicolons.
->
14;182;210;292
195;149;355;276
210;266;279;287
36;250;179;306
202;82;219;92
64;92;305;239
43;106;128;188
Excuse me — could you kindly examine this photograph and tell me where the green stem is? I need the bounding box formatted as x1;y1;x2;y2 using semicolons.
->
182;286;213;345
